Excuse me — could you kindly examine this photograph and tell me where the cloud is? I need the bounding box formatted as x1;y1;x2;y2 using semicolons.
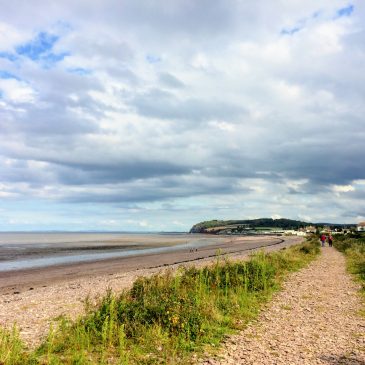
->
0;22;27;52
158;73;185;89
0;78;36;103
0;0;365;230
54;160;191;185
131;89;246;122
332;184;355;193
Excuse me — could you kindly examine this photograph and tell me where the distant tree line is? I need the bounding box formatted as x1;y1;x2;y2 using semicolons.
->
189;218;309;234
189;218;356;234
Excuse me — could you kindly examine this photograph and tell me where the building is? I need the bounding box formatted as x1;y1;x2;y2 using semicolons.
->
357;222;365;232
305;226;317;234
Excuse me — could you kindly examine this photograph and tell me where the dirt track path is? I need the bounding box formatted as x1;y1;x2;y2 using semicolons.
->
199;247;365;365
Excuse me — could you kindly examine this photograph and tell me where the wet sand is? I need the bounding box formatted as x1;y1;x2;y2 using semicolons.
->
0;233;217;268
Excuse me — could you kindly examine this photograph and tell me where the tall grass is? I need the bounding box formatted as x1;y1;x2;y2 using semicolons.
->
334;234;365;291
0;325;23;365
0;239;319;364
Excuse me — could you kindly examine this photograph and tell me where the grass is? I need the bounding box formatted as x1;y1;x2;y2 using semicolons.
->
0;239;320;364
333;233;365;293
0;325;24;365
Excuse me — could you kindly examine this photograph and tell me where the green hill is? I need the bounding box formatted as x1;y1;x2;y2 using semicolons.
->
189;218;310;234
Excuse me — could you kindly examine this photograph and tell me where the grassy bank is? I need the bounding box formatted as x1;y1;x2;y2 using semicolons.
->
334;234;365;293
0;239;320;364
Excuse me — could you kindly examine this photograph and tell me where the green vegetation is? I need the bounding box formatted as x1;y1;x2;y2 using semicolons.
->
0;326;23;365
189;218;356;235
190;218;310;234
0;239;320;364
334;234;365;293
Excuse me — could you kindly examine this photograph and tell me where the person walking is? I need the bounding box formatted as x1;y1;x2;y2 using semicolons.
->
328;234;333;247
320;234;326;247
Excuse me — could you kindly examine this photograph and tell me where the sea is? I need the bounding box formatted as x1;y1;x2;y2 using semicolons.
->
0;232;224;272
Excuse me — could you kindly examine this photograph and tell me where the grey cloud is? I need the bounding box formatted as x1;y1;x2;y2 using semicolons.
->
0;106;98;136
0;159;55;187
73;38;133;62
107;0;318;45
107;0;238;41
63;174;251;204
159;73;185;89
54;160;191;185
132;88;246;122
343;209;365;219
0;68;108;139
0;147;192;185
105;66;140;85
269;141;365;186
343;189;365;201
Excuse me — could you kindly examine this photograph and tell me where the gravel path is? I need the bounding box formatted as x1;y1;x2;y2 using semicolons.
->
199;247;365;365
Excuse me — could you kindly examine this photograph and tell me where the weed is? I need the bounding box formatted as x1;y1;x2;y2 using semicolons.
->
334;235;365;292
0;325;24;365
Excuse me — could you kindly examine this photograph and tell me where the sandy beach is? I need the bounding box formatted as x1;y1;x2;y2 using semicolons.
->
0;235;302;347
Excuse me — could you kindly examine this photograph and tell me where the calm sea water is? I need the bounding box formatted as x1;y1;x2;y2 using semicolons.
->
0;232;224;272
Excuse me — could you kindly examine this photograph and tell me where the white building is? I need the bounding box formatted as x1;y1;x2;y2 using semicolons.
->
305;226;317;234
357;222;365;232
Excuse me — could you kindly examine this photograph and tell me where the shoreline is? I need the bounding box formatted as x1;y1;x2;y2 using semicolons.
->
0;235;303;347
0;235;285;294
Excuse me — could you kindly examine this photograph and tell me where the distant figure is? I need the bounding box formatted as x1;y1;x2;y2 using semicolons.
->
328;234;333;247
320;234;326;247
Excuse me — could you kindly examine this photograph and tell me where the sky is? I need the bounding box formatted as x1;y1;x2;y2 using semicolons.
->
0;0;364;231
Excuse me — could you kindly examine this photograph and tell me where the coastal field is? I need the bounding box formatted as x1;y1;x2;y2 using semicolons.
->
0;235;310;364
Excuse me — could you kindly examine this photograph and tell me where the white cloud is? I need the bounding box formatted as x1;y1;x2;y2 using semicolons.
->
209;121;236;132
0;79;36;103
332;185;355;193
309;22;346;54
271;214;282;220
191;53;210;70
0;22;27;51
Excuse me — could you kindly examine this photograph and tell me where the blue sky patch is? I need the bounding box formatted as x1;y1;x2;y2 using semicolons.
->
16;32;59;60
0;70;19;80
0;52;18;62
43;51;69;63
336;4;354;18
15;31;69;68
